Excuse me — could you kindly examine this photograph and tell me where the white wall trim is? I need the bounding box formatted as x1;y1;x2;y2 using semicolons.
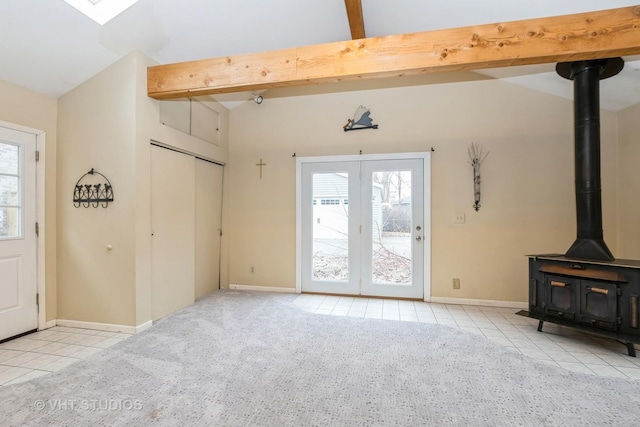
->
295;151;432;164
135;321;153;333
44;320;57;330
295;161;302;293
429;296;527;309
229;284;298;293
36;133;46;332
0;120;44;135
56;319;153;334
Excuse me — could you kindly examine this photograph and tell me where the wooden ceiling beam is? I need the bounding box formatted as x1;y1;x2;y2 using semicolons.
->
148;6;640;100
344;0;366;40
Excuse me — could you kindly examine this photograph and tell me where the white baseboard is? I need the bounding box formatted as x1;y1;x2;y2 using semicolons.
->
56;319;153;335
229;284;298;293
429;297;527;309
135;321;153;334
43;320;57;330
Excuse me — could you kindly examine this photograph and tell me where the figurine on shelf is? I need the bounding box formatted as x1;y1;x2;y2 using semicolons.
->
343;105;379;131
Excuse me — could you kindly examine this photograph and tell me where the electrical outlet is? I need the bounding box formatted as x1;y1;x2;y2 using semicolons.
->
454;212;465;224
453;278;460;289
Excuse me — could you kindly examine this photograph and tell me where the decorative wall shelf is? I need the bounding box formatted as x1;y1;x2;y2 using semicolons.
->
343;105;378;132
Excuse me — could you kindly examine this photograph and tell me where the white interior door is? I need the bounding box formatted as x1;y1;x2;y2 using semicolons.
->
300;156;426;299
151;145;195;321
195;158;223;299
0;127;37;340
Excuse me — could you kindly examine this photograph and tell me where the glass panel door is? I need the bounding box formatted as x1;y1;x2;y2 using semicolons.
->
300;157;425;299
301;162;360;295
361;159;423;298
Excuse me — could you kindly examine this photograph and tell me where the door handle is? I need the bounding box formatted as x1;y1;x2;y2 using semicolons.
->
416;235;422;242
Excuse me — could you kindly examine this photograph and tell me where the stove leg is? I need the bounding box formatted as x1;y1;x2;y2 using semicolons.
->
626;342;636;358
537;320;544;332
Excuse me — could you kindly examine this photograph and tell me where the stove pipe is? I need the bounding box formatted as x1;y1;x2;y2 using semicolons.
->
556;58;623;262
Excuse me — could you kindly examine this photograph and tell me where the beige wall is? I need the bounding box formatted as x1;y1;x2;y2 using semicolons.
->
57;51;230;327
57;54;138;325
616;101;640;260
0;79;57;321
227;76;619;303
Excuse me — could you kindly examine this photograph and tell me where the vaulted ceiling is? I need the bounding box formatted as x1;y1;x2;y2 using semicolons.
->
2;0;640;110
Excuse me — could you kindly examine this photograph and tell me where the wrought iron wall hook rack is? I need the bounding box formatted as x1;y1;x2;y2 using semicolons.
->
73;168;114;208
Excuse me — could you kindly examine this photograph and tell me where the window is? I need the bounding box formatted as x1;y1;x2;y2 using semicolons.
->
0;142;21;238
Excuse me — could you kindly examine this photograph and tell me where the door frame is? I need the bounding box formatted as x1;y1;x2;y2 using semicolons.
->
296;152;431;301
0;120;46;331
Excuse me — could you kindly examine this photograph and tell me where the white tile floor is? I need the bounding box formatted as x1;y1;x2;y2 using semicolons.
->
2;295;640;387
0;326;132;387
294;293;640;379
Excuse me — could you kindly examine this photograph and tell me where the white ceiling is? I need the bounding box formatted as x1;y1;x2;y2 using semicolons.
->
1;0;640;110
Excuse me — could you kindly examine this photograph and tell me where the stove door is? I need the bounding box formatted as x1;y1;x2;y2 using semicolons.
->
544;275;578;320
579;280;618;331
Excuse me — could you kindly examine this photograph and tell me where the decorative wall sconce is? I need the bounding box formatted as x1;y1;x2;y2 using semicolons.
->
468;143;489;212
343;105;378;131
73;168;114;208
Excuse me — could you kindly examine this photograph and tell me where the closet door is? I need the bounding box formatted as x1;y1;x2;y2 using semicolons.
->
150;145;195;321
195;158;223;299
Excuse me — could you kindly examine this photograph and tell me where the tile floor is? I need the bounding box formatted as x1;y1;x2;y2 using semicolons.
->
0;326;132;387
2;294;640;387
294;293;640;379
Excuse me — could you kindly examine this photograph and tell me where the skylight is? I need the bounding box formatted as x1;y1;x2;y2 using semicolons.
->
64;0;139;25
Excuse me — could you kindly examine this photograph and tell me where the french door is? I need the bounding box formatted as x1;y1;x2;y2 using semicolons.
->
299;154;428;299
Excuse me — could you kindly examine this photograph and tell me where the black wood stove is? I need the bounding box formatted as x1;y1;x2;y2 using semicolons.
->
527;255;640;356
522;58;640;357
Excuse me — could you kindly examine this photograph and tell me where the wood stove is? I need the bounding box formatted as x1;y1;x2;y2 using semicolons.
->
522;58;640;356
527;254;640;356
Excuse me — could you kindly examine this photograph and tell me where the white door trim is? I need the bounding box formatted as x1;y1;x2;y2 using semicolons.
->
296;152;431;301
0;120;46;331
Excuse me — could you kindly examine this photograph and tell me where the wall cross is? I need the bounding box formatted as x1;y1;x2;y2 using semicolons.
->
255;158;267;179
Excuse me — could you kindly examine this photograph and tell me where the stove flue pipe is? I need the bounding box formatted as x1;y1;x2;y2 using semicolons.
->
556;58;623;261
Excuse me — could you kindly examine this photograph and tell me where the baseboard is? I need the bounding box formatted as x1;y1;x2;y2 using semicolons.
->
429;297;527;309
135;321;153;334
56;319;153;335
44;320;57;330
229;284;298;293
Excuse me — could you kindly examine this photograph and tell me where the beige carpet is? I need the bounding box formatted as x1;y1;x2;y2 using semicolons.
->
2;290;640;426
